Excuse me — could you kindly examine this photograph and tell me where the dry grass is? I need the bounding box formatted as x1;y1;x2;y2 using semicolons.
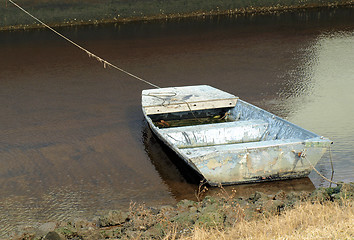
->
178;200;354;240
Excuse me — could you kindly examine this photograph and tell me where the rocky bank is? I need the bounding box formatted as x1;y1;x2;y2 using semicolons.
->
10;183;354;240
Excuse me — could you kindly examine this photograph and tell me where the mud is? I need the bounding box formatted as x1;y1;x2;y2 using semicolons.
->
10;183;354;240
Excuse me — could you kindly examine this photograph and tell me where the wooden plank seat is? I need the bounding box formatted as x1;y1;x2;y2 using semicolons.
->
159;120;269;148
142;85;238;115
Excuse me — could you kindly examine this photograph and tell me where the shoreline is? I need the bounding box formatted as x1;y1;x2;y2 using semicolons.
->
9;182;354;239
1;3;353;31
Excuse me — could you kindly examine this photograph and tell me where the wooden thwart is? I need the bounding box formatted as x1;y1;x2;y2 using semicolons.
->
142;85;238;115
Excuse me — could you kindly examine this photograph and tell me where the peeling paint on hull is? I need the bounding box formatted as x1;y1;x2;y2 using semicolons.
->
142;85;332;185
184;139;328;185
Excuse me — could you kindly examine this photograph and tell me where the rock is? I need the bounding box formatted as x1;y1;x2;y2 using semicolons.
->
177;200;195;209
99;227;123;239
195;210;224;227
147;206;160;215
43;231;62;240
331;183;354;201
194;202;225;227
202;196;218;206
14;224;38;238
98;210;129;227
160;206;178;219
309;188;331;202
298;191;311;201
13;232;37;240
286;191;300;200
273;190;287;200
124;229;142;239
248;191;268;203
72;218;95;229
76;228;103;240
263;200;285;215
189;206;198;213
144;224;166;239
37;222;57;235
172;211;198;226
283;191;303;207
223;205;244;227
55;225;79;239
340;183;354;194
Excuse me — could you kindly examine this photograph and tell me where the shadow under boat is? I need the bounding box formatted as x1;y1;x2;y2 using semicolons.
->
142;124;203;184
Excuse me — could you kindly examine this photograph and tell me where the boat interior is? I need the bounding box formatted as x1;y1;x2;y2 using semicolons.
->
147;99;318;149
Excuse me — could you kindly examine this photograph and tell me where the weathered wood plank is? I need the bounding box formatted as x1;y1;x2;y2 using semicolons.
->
142;85;238;114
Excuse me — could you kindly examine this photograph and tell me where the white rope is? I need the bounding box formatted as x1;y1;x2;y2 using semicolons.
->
142;92;177;106
300;150;348;186
303;156;339;185
8;0;160;89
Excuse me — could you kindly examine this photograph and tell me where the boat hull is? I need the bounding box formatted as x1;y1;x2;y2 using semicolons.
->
180;139;329;185
142;85;332;186
146;117;329;185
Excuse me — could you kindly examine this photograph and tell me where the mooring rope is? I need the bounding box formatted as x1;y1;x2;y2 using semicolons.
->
8;0;160;89
328;145;335;187
9;0;209;123
300;149;353;187
142;92;177;106
303;155;339;185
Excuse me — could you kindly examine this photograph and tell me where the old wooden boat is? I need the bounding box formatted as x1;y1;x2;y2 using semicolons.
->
142;85;332;186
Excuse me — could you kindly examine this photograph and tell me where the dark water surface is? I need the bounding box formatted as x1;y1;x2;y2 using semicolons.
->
1;7;353;237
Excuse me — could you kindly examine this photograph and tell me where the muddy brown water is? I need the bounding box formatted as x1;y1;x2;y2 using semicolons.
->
1;7;354;237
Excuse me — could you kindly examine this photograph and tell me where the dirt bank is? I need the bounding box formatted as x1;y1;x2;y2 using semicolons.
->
10;183;354;240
